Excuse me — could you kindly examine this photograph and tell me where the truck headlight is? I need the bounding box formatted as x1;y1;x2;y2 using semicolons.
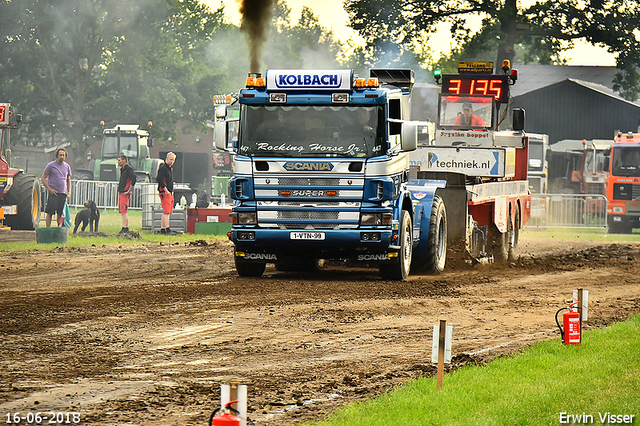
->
361;213;382;225
232;212;257;225
360;212;392;226
613;206;624;213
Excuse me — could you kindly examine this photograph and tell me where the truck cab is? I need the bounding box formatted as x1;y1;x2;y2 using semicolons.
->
607;131;640;233
214;69;441;280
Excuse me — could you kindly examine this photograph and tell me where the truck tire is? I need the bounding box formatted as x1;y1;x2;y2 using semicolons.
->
507;204;521;262
73;170;93;181
235;256;266;277
3;173;41;230
379;210;412;280
489;222;509;264
423;195;447;273
135;172;150;184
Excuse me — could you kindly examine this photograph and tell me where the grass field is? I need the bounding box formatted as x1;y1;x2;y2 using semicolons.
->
303;315;640;426
0;209;227;251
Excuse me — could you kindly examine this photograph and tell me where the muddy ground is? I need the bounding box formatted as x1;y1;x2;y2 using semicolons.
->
0;231;639;425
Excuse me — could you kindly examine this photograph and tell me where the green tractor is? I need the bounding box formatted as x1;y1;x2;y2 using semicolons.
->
75;124;162;183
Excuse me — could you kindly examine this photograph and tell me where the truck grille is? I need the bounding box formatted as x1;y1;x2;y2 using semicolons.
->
254;174;364;230
278;178;340;186
613;183;640;201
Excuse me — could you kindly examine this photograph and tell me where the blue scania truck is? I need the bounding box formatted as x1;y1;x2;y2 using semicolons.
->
214;65;530;280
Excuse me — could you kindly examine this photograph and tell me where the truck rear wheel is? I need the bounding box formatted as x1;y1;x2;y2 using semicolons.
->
4;173;41;230
235;256;266;277
508;205;521;261
379;210;412;280
489;222;509;264
424;195;447;273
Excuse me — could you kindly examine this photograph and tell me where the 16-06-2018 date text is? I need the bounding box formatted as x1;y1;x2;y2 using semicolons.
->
5;412;81;424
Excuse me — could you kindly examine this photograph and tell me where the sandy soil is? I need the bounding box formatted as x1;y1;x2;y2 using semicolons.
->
0;231;639;425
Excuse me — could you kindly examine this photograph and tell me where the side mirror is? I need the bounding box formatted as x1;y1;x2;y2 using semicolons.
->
512;108;525;131
214;121;228;151
215;105;227;119
401;122;418;152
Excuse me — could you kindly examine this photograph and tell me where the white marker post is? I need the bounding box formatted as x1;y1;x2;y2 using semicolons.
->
431;320;452;390
573;288;589;343
221;382;247;426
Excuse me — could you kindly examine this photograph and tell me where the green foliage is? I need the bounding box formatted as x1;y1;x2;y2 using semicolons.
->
303;315;640;426
344;0;640;100
0;0;344;159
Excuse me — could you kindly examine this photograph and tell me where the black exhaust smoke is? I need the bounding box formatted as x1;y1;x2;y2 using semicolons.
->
238;0;275;73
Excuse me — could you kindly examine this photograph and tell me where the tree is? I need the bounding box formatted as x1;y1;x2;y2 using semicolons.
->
0;0;230;157
344;0;640;100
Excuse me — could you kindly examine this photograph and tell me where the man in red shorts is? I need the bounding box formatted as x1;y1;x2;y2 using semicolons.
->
117;154;137;235
157;152;176;235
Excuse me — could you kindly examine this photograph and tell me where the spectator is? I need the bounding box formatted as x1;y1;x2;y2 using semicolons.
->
41;147;72;227
117;154;137;234
157;152;176;235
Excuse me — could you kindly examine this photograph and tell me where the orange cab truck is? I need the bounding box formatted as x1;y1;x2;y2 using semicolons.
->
606;131;640;233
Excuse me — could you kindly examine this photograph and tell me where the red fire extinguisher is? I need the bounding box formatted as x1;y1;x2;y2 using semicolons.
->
209;400;241;426
555;302;581;345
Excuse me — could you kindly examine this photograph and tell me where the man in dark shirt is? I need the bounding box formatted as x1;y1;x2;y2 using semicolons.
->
157;152;176;235
117;154;137;234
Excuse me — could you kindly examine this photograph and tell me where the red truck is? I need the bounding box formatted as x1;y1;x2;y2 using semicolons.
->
0;103;41;230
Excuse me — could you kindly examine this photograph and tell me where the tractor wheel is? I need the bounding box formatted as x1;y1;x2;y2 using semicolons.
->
73;170;93;181
379;210;412;280
135;172;151;184
4;173;41;230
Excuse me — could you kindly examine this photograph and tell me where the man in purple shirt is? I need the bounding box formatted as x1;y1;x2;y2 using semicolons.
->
41;147;72;227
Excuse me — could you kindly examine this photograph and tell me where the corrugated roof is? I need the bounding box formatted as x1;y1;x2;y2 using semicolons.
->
510;64;620;97
568;78;640;108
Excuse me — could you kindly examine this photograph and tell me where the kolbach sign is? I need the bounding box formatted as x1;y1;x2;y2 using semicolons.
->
266;70;352;91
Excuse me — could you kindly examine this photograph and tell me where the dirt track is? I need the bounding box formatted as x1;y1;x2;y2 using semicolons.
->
1;233;639;425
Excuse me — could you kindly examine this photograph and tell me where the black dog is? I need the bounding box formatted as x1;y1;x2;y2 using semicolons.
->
73;200;100;234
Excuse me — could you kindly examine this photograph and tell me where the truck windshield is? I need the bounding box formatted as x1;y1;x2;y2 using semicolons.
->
528;141;544;171
238;105;385;158
103;135;139;166
438;95;492;130
612;146;640;177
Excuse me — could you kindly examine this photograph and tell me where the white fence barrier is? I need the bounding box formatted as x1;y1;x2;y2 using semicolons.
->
527;193;608;229
39;181;192;230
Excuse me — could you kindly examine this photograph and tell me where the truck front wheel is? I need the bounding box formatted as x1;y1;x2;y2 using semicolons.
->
235;256;266;277
379;210;412;281
3;173;41;230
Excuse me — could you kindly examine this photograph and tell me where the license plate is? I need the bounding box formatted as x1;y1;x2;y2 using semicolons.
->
290;232;325;240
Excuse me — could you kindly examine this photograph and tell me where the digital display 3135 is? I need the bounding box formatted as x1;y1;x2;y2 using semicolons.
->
441;75;509;103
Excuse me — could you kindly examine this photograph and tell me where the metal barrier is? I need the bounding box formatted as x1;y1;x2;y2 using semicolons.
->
70;180;144;210
526;193;608;229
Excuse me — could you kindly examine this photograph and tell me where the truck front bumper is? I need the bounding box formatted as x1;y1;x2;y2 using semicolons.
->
231;228;399;263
